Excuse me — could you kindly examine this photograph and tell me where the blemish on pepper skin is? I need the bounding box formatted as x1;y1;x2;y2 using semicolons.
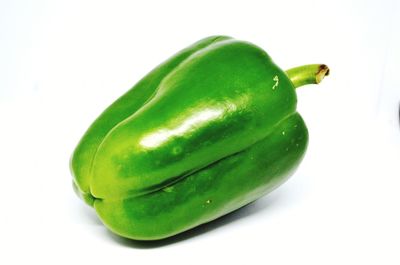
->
281;131;286;135
206;199;212;204
272;75;279;90
163;186;174;193
172;146;182;155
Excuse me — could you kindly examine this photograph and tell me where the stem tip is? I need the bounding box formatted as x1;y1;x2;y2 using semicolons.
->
286;64;330;89
316;64;330;84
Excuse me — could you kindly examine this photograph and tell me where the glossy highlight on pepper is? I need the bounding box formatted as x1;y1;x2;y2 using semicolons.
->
70;35;329;240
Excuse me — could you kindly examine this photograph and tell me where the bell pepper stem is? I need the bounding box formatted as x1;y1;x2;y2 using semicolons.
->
286;64;330;88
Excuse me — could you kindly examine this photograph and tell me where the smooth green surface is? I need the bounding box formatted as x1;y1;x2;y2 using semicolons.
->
70;35;231;204
70;36;327;240
95;113;307;240
90;39;296;200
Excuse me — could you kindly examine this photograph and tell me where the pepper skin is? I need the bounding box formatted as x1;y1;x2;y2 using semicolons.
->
70;36;329;240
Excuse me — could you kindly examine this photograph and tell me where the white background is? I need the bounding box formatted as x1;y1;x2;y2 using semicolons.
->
1;0;399;264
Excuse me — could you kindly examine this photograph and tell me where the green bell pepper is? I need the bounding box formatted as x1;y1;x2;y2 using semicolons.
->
70;35;329;240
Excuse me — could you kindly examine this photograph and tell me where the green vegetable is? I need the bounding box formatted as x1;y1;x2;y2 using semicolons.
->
70;36;329;240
